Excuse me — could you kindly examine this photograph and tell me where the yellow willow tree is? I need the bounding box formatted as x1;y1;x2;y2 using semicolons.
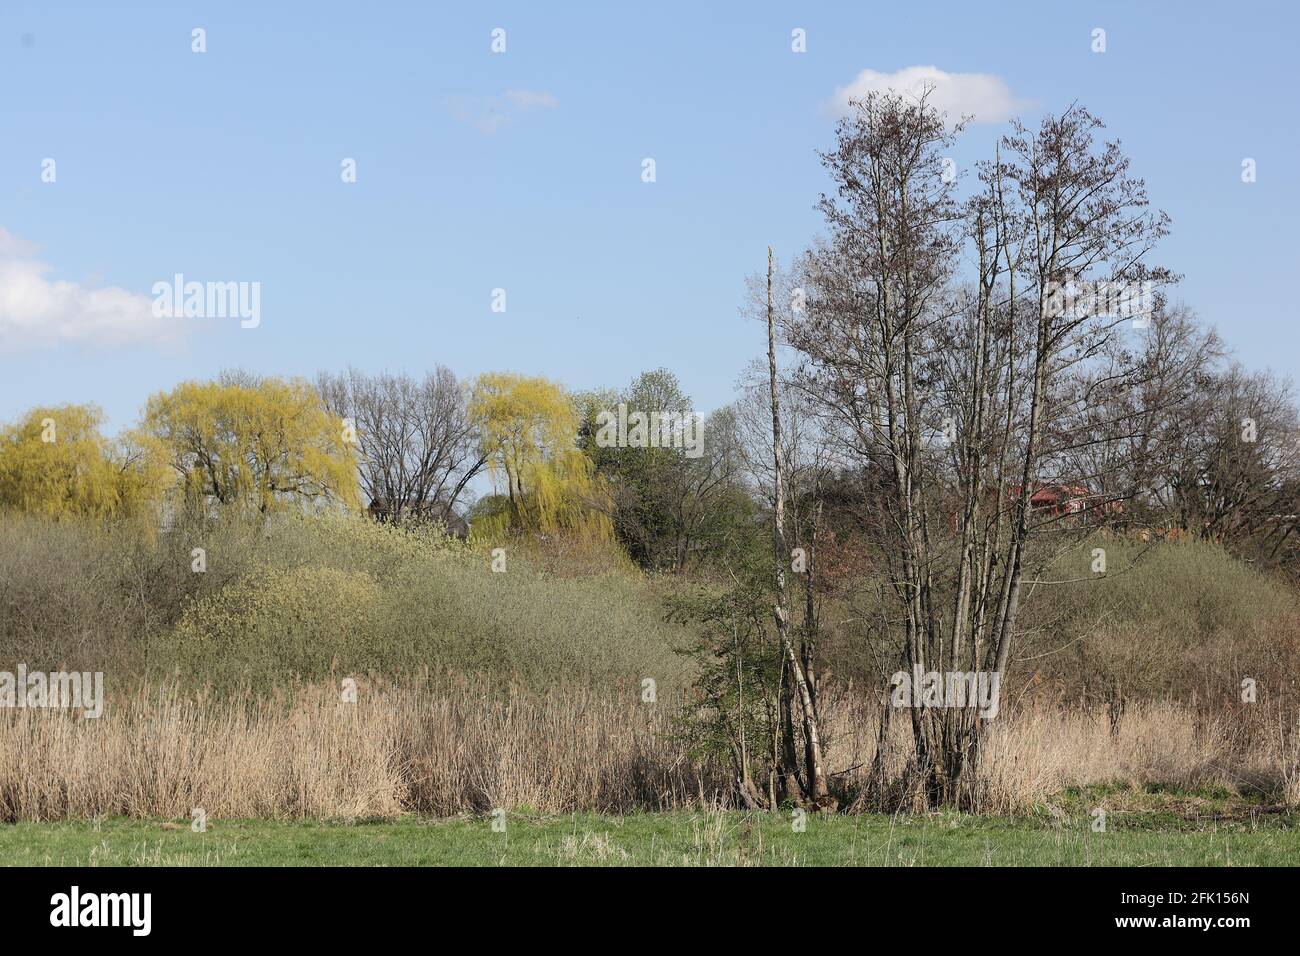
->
143;374;359;514
0;404;168;519
468;372;612;540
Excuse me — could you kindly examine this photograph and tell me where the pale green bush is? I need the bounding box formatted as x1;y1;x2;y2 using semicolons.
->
160;566;382;688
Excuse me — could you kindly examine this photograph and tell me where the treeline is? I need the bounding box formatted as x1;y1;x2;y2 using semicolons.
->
0;365;748;562
2;324;1296;580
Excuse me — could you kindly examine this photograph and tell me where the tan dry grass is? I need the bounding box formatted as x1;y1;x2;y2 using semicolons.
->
0;675;722;822
818;689;1300;813
2;676;1296;822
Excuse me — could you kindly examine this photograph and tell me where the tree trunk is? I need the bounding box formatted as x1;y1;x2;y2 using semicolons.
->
767;246;830;808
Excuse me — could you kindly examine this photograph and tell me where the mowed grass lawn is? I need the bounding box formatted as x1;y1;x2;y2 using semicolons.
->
4;806;1299;866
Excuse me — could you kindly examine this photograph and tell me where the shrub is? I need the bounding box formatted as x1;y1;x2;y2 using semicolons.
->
161;566;382;689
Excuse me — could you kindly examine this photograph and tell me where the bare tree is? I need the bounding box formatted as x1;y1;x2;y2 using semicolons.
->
765;246;831;808
788;92;1174;807
317;366;486;526
1176;365;1300;552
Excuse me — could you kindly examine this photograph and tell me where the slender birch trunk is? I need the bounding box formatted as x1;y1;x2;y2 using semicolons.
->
767;246;829;807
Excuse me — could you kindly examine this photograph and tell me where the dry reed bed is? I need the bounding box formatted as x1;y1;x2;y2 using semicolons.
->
1;677;1295;821
826;692;1300;813
0;676;721;822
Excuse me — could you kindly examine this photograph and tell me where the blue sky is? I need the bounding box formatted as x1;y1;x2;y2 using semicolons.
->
2;0;1296;432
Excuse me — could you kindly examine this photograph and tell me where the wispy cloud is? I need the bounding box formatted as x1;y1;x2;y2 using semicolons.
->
446;89;558;134
831;66;1033;124
0;227;178;352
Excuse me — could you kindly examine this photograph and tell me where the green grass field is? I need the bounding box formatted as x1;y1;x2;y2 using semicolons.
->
4;805;1298;866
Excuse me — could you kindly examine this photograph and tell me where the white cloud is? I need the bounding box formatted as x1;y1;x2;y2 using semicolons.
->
446;89;558;134
0;227;177;352
0;228;40;258
831;66;1033;124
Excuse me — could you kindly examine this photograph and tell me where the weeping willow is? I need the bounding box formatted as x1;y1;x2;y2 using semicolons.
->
469;372;613;541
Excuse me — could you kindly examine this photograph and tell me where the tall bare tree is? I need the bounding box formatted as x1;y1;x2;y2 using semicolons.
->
788;92;1174;807
317;366;486;525
765;246;830;808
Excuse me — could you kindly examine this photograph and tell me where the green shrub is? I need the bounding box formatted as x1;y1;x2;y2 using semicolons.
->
1016;536;1300;702
159;566;382;688
0;510;692;693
